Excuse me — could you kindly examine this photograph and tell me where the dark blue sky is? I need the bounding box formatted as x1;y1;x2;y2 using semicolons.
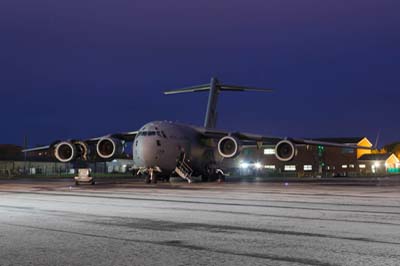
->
1;0;399;147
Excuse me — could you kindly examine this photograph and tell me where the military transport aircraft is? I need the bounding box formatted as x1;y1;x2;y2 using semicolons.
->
23;77;370;183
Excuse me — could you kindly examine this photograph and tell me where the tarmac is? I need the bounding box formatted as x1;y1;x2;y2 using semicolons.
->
1;177;400;266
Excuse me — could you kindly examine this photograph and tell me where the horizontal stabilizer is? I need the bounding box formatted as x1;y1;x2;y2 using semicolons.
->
164;83;273;95
219;84;273;93
164;84;210;95
164;77;274;129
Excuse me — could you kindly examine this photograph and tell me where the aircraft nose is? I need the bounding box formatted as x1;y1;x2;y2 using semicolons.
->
134;138;158;167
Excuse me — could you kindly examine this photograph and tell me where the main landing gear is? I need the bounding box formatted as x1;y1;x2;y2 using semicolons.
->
201;169;226;183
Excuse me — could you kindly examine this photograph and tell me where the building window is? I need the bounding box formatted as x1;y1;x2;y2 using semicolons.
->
264;148;275;155
341;148;354;154
342;165;348;169
284;165;296;171
304;165;312;171
359;164;366;169
265;165;275;169
349;164;355;168
243;149;254;156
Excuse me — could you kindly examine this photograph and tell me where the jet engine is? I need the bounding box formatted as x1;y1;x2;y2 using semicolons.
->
54;141;91;162
275;140;296;161
96;137;123;159
54;141;76;163
217;136;241;158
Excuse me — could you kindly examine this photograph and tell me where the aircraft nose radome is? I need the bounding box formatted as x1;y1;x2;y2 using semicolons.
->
135;138;158;167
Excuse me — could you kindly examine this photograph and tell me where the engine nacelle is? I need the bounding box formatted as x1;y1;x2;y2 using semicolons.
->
217;136;241;158
275;140;296;161
74;141;90;161
54;141;76;163
96;137;123;159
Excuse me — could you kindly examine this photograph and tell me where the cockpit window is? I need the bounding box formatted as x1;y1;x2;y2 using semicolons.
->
139;131;158;137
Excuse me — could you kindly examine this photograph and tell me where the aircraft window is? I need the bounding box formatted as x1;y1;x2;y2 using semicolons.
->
148;131;156;136
141;132;147;136
161;131;167;138
157;131;161;137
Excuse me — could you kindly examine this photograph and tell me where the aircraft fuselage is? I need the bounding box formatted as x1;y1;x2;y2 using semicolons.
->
133;121;219;177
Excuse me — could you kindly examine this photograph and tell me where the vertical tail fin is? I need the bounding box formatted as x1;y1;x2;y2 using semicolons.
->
164;77;273;129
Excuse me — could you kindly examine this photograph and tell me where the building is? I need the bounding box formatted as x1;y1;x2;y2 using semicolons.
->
227;137;400;177
0;144;23;161
358;153;400;174
0;144;134;177
0;144;73;177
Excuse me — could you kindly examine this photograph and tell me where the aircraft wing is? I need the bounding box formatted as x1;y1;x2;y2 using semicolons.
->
22;145;52;153
289;138;371;149
22;130;139;153
199;129;371;150
86;130;139;142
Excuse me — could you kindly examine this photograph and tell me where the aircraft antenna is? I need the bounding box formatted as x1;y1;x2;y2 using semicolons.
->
374;129;381;149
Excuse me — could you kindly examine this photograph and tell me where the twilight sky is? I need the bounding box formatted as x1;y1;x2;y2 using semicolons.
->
0;0;399;147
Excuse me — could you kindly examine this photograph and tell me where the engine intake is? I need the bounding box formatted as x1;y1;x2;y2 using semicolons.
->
275;140;296;161
218;136;241;158
96;137;123;159
54;141;76;163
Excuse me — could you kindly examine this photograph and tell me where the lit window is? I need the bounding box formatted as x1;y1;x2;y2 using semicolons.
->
342;165;348;169
304;165;312;171
349;164;355;168
264;148;275;155
284;165;296;171
265;165;275;169
359;164;366;169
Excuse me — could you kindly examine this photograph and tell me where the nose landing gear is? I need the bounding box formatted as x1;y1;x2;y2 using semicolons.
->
142;167;160;184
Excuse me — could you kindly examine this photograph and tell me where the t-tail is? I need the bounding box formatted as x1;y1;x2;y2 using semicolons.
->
164;77;273;129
